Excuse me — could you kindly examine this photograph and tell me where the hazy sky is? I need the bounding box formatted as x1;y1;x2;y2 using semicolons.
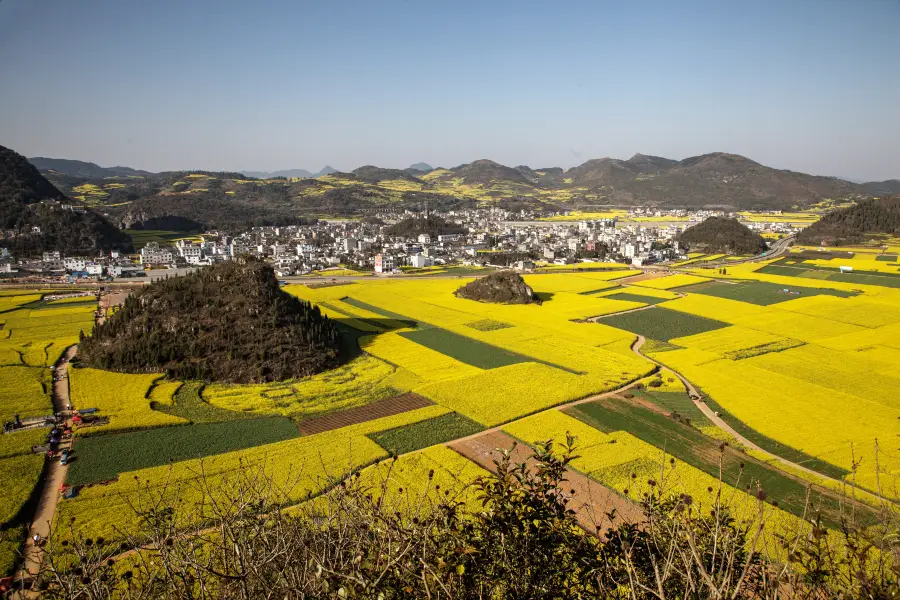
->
0;0;897;180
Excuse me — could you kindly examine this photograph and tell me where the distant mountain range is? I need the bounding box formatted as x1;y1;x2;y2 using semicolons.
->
18;151;897;234
240;166;338;179
28;157;152;178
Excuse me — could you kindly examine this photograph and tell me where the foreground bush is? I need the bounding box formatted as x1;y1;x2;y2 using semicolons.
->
25;438;900;598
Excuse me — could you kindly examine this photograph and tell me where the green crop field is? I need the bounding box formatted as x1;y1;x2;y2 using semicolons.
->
399;328;527;369
598;306;729;342
368;412;484;455
67;416;300;486
125;230;189;250
565;398;869;527
676;280;857;305
153;381;256;423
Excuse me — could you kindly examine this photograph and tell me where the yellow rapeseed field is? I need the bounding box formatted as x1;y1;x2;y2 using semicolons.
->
415;363;615;426
204;354;412;419
353;445;489;515
631;274;709;290
56;405;450;541
68;368;188;435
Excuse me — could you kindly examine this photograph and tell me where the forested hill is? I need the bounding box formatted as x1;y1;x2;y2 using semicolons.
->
455;270;537;304
78;260;344;383
0;144;132;255
677;216;768;254
797;196;900;246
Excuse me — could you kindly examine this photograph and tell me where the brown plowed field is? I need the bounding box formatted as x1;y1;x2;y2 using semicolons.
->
298;393;433;435
448;431;643;533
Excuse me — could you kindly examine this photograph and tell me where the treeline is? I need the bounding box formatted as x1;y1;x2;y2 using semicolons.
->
678;216;767;254
78;260;343;383
385;215;467;237
798;196;900;245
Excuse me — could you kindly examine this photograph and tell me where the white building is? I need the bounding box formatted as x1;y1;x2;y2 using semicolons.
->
374;253;395;273
140;243;175;265
85;263;104;276
64;257;87;272
409;253;434;268
417;233;432;244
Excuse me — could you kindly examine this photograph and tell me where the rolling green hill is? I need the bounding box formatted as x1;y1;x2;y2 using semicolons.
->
29;152;879;232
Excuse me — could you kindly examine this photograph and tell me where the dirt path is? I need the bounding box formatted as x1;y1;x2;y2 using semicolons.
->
449;431;642;532
17;345;77;588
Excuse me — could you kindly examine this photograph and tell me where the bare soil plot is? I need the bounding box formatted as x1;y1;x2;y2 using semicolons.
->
449;431;642;532
297;392;433;435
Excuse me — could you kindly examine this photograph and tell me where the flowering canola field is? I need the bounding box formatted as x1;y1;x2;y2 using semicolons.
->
641;265;900;499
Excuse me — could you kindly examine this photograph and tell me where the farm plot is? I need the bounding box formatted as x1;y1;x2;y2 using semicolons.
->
415;362;615;427
669;326;804;360
0;301;92;367
604;291;673;305
368;411;484;455
56;405;450;542
0;453;44;574
630;273;709;290
0;366;51;418
67;416;300;486
360;332;483;381
772;295;900;329
502;411;806;539
675;280;857;305
563;398;873;528
757;260;900;288
68;368;188;435
522;274;619;294
654;347;899;497
399;328;531;370
153;381;256;423
204;354;413;419
598;306;729;342
352;445;489;514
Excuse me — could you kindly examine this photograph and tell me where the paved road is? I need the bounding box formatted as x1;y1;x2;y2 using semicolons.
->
17;345;76;589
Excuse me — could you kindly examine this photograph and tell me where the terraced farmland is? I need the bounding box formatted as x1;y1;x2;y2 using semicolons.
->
4;262;899;579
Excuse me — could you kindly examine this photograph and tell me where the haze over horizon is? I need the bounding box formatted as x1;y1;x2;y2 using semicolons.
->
1;0;898;181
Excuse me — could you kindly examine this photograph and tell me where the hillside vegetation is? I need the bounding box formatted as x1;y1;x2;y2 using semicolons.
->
79;260;343;383
797;196;900;245
385;215;467;237
455;271;537;304
29;151;877;230
678;216;768;254
0;144;132;255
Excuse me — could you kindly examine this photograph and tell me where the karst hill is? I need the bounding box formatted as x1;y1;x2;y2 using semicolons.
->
79;261;344;383
677;216;768;254
455;271;538;304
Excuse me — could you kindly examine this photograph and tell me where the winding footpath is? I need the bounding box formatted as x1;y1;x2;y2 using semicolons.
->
15;345;77;592
627;334;887;502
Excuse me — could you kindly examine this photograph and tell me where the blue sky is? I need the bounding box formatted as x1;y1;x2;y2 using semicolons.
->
0;0;897;180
